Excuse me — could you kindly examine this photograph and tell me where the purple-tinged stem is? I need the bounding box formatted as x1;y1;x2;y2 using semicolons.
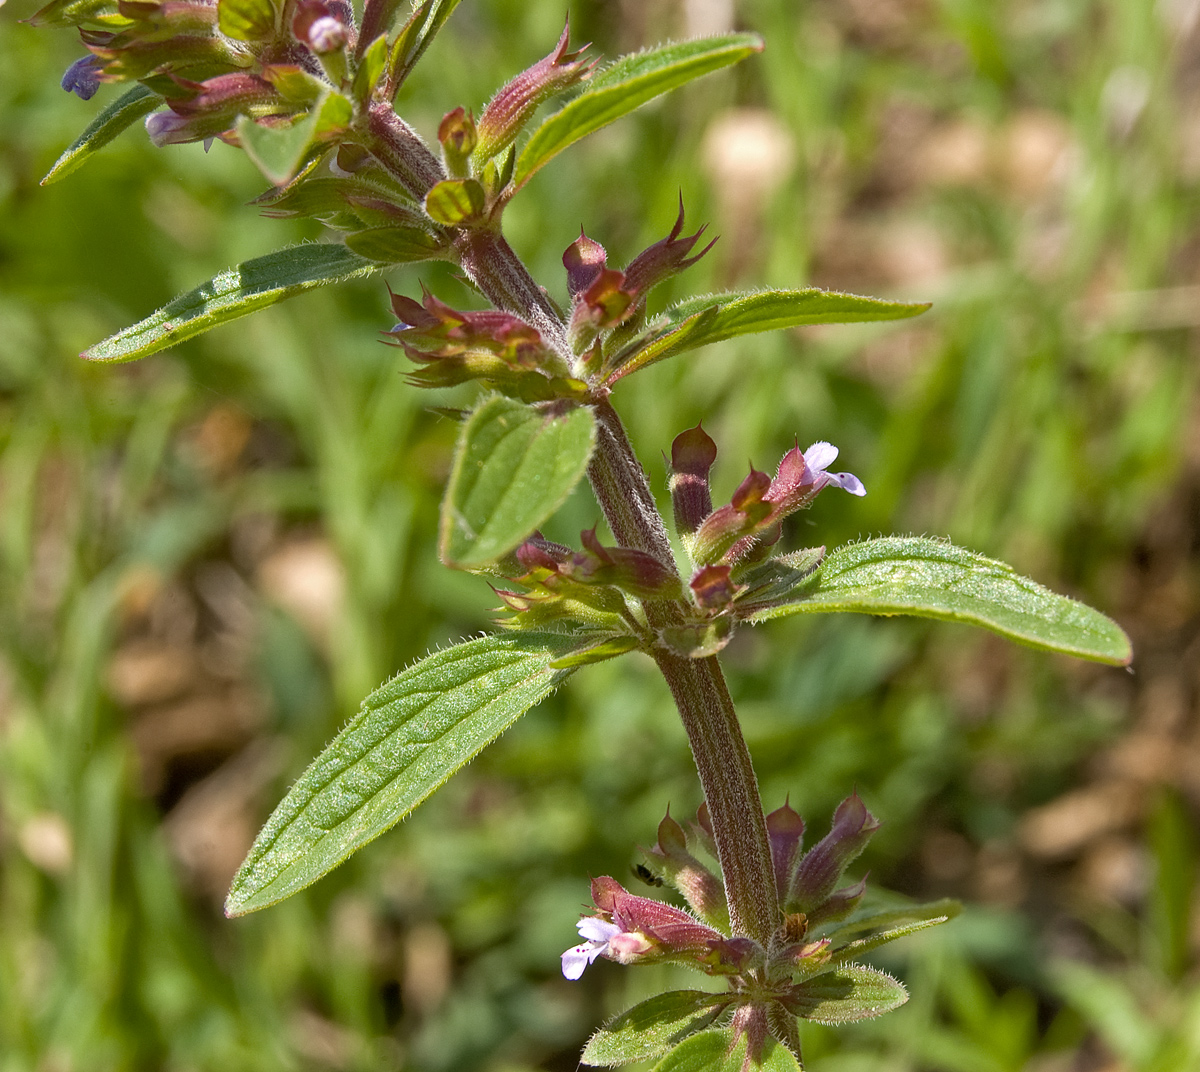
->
364;103;445;200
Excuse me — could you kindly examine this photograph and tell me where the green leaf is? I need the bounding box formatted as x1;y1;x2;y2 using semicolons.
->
217;0;276;40
610;289;931;380
549;634;640;669
225;632;578;915
41;85;161;186
238;93;351;187
343;226;446;263
386;0;463;93
515;34;763;188
440;396;596;569
83;243;377;363
423;178;486;225
790;965;909;1024
582;991;731;1066
651;1029;802;1072
352;33;388;105
747;536;1132;666
822;900;961;969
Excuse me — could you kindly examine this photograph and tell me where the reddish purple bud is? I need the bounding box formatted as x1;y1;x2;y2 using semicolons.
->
647;812;728;927
623;196;717;296
294;1;348;53
567;529;680;599
386;289;548;368
788;793;880;913
689;564;737;613
690;467;774;567
563;230;608;298
475;22;594;161
572;266;636;333
766;802;805;902
61;55;103;100
596;879;730;961
731;467;771;510
669;424;717;539
805;875;867;927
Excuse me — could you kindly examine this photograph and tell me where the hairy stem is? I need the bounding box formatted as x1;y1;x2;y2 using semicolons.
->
654;652;780;942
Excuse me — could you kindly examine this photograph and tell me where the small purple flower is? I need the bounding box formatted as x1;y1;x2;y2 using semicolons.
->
61;55;103;101
561;917;621;979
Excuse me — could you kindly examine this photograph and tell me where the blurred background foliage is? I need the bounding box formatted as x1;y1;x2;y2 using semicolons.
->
1;0;1199;1068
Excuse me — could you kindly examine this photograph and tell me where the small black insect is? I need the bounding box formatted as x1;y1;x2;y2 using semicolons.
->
632;863;664;887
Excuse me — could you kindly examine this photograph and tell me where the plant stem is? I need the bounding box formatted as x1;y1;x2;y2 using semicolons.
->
653;651;780;942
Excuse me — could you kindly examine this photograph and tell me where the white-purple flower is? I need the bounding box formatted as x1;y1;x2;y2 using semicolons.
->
799;442;866;497
561;917;621;980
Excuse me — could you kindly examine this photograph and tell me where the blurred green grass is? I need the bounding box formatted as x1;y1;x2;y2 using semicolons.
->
1;0;1199;1069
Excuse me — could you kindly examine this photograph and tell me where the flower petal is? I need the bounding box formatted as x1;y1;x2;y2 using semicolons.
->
577;917;620;943
561;944;594;980
825;471;866;496
803;441;838;473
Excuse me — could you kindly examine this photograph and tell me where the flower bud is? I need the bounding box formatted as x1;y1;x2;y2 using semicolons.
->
645;812;728;928
766;802;805;902
438;107;477;176
669;424;716;540
474;22;593;162
689;563;737;613
294;1;349;54
623;197;716;296
787;793;879;913
562;230;607;298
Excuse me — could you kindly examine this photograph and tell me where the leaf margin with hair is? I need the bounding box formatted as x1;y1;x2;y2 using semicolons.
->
82;243;378;363
582;990;733;1067
748;536;1132;666
225;631;579;916
650;1028;802;1072
514;33;763;189
608;289;931;381
41;84;161;186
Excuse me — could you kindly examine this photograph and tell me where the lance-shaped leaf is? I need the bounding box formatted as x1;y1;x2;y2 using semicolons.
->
41;85;161;186
609;289;931;381
823;900;960;969
83;243;377;363
787;965;908;1024
440;396;596;569
582;991;732;1067
514;34;763;189
225;632;578;915
747;536;1132;666
651;1029;802;1072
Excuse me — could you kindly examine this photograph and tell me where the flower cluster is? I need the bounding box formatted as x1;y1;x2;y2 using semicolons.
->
564;797;958;1067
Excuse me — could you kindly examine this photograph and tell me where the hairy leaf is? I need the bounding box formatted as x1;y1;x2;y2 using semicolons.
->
440;396;596;568
42;85;161;185
226;632;578;915
790;965;909;1024
83;243;377;363
748;536;1132;665
217;0;275;40
515;34;762;188
610;289;930;380
582;991;731;1067
651;1029;801;1072
343;225;445;263
820;900;961;971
